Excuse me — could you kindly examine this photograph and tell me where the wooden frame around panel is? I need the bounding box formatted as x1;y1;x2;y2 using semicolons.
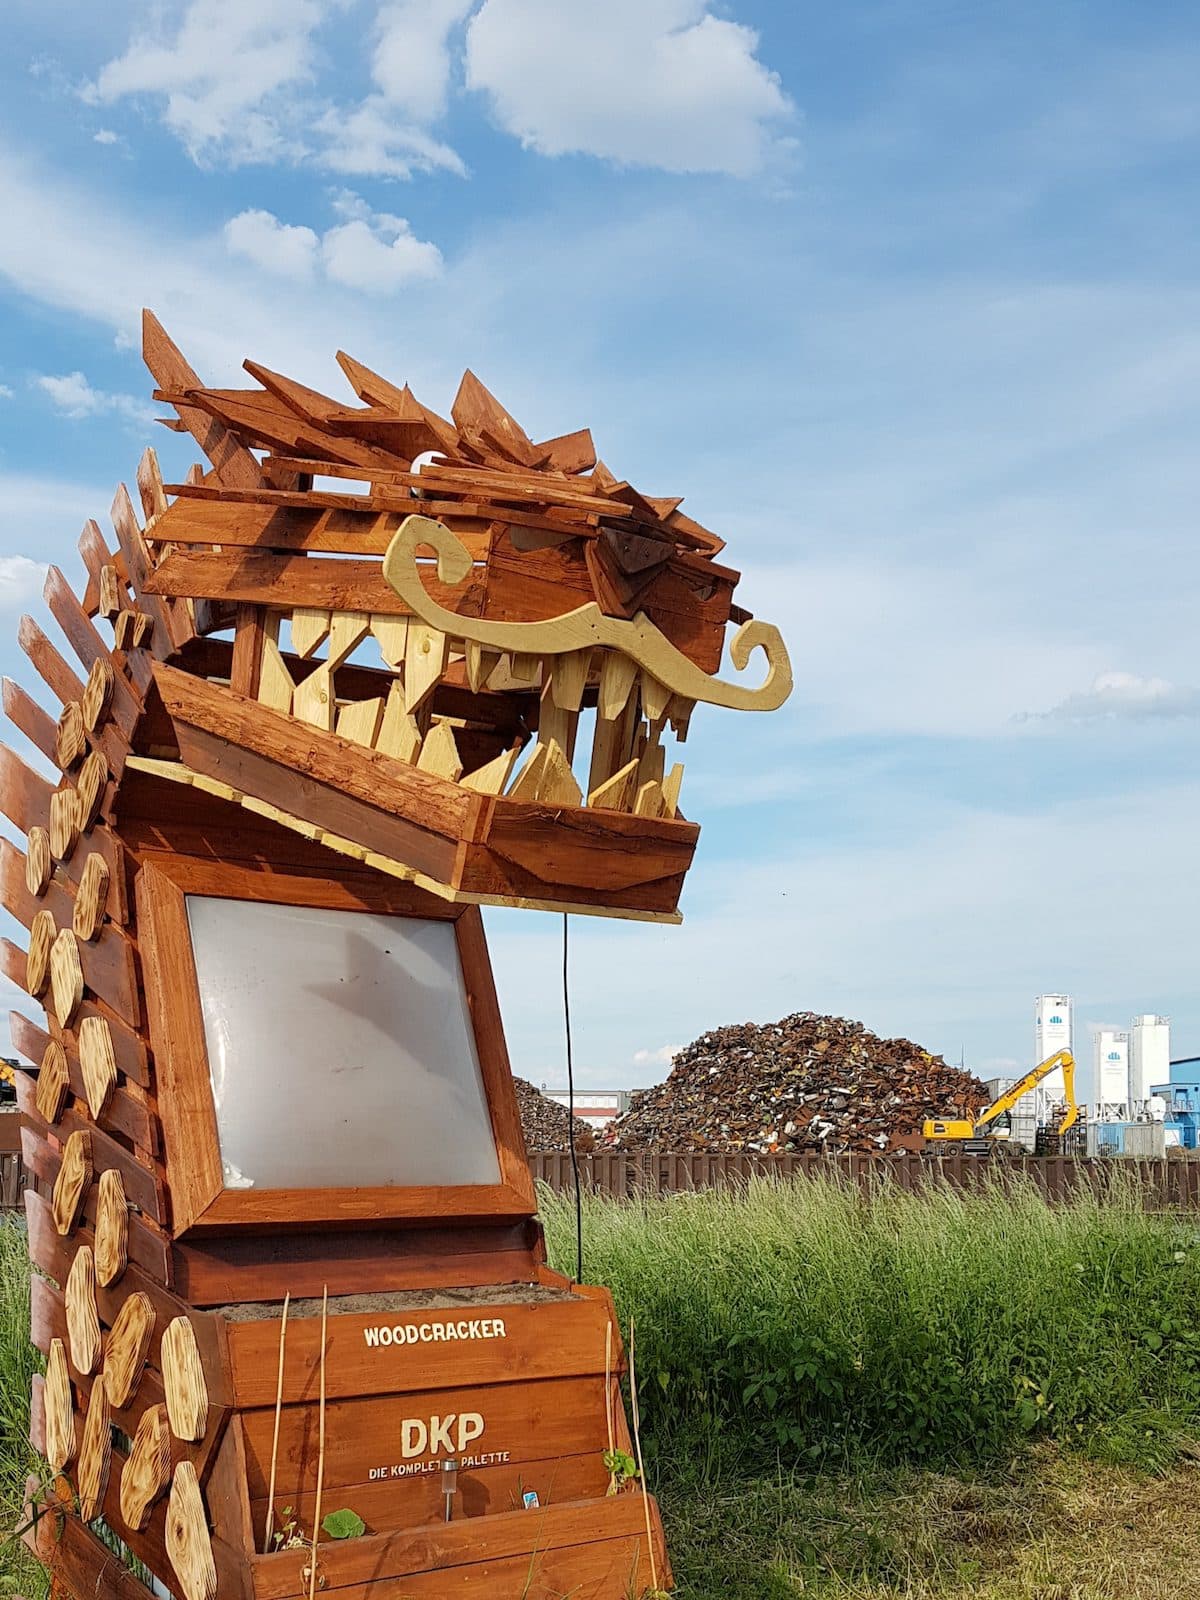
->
135;857;536;1234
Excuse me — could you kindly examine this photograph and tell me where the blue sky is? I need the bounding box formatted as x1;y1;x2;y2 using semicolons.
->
0;1;1197;1097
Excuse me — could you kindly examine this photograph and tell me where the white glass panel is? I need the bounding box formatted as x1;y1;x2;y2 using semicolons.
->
184;897;501;1190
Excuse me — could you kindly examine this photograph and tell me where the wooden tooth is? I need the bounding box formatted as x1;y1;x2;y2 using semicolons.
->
415;721;463;782
461;745;520;795
598;652;637;720
588;757;639;813
325;610;370;669
293;663;334;730
375;681;422;763
257;637;295;714
290;607;331;658
404;623;447;712
336;696;384;747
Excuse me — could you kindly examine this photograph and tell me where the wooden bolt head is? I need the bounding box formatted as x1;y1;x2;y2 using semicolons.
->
65;1245;102;1376
44;1338;76;1472
54;702;87;771
50;927;84;1028
51;1128;92;1236
82;656;116;732
26;908;56;997
25;827;52;897
166;1462;217;1600
98;564;121;619
103;1290;155;1410
49;787;81;862
77;1373;112;1524
113;609;134;651
78;1015;118;1120
131;612;153;649
161;1318;209;1443
120;1404;172;1531
76;750;108;833
94;1168;129;1287
35;1038;70;1124
73;853;111;941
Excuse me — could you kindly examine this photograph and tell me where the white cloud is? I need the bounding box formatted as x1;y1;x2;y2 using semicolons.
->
464;0;794;176
93;129;120;146
33;371;155;425
223;197;442;293
0;555;49;613
632;1045;681;1067
372;0;475;124
0;384;12;399
87;0;327;164
316;99;466;180
224;209;318;280
1024;671;1200;724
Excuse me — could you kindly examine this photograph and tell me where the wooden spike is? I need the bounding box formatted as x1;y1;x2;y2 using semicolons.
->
258;637;295;715
290;608;331;659
335;696;384;747
73;853;111;942
82;657;116;733
137;446;169;522
640;671;672;724
25;828;51;898
535;739;582;808
588;757;640;812
66;1246;102;1376
27;909;55;996
44;1338;76;1471
52;1129;92;1235
414;721;462;782
77;750;108;832
375;681;422;763
55;702;87;770
465;640;501;694
50;928;84;1028
121;1404;173;1531
505;742;548;802
460;745;519;795
35;1040;70;1124
404;623;447;712
77;1374;113;1522
293;663;334;731
94;1169;129;1287
104;1291;155;1409
98;565;121;619
162;1318;209;1443
325;611;370;669
550;648;592;712
49;788;81;862
78;1016;118;1120
369;614;408;669
662;762;684;818
599;652;638;720
667;694;693;742
166;1462;218;1600
633;780;665;819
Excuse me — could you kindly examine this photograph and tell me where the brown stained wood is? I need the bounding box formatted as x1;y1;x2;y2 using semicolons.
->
52;1128;93;1234
83;656;117;732
2;940;148;1088
65;1245;103;1375
143;311;263;493
26;1480;164;1600
26;1143;171;1285
43;564;146;726
11;1011;156;1152
112;481;190;660
50;786;81;860
137;446;170;522
50;927;85;1027
73;853;111;940
162;1318;210;1442
4;676;59;765
104;1292;156;1410
0;745;129;923
21;1083;166;1225
36;1039;70;1123
145;549;486;620
95;1168;130;1286
25;826;52;896
77;1373;113;1522
45;1337;76;1470
19;611;86;707
114;609;134;650
166;1462;218;1600
77;749;109;832
78;1015;118;1119
27;907;55;995
55;701;87;769
121;1404;173;1531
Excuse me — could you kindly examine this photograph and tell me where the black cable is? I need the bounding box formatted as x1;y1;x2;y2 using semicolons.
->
562;912;584;1285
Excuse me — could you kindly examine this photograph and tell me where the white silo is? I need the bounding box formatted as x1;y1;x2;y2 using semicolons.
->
1130;1015;1171;1107
1034;994;1072;1099
1093;1029;1129;1119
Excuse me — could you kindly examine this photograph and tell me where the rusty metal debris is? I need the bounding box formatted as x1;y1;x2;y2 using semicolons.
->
513;1077;596;1153
606;1013;988;1155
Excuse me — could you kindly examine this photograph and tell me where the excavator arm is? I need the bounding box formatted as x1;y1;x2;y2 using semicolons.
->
924;1049;1078;1145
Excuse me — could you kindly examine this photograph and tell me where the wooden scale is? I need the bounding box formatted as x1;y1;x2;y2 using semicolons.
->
9;313;792;1600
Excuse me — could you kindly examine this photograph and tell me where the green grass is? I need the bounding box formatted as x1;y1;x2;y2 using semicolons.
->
0;1216;45;1600
542;1171;1200;1475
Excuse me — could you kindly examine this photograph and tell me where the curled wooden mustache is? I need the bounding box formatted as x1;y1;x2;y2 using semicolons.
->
382;515;793;712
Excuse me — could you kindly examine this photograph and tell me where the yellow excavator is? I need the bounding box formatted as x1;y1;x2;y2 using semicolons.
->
924;1049;1079;1156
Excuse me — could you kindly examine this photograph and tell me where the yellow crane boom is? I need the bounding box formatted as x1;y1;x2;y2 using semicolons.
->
924;1049;1078;1145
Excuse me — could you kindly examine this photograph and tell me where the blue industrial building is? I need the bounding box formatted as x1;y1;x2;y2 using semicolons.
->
1152;1056;1200;1150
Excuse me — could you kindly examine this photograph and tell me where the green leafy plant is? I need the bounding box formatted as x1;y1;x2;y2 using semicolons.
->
320;1509;365;1540
271;1507;306;1552
604;1447;640;1494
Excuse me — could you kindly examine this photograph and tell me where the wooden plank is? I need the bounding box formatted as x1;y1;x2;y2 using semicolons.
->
0;743;130;920
0;837;139;1028
142;311;264;492
3;677;59;765
10;1011;158;1154
16;1069;164;1223
25;1156;171;1287
152;497;492;560
0;937;148;1084
26;1483;162;1600
111;482;191;657
225;1295;614;1407
17;616;130;772
144;549;486;619
43;566;144;730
